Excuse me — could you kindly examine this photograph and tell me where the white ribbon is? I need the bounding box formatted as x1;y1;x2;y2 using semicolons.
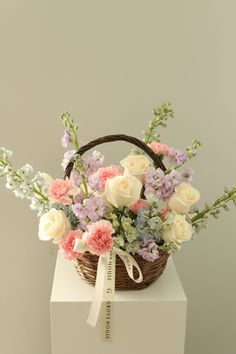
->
86;255;107;327
99;249;116;341
73;239;144;340
114;247;143;283
85;247;143;341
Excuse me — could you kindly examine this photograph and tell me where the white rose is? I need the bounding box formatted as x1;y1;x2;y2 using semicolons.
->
105;175;142;208
168;182;200;214
120;154;150;183
38;208;71;243
162;214;193;243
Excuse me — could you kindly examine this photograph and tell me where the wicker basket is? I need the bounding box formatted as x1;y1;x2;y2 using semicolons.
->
65;134;170;290
73;251;170;290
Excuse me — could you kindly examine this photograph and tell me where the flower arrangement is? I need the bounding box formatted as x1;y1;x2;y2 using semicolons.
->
1;102;236;263
2;102;236;337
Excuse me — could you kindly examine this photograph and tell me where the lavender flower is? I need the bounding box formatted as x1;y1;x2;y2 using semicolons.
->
61;150;83;186
61;150;75;170
145;167;182;200
180;168;194;183
175;150;187;165
70;170;82;186
81;150;104;176
73;191;85;204
60;112;79;150
138;239;160;262
168;148;187;166
72;195;107;230
61;129;70;148
88;174;100;190
62;150;104;176
61;150;105;189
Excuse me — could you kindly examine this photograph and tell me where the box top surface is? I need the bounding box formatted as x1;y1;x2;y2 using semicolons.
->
51;251;186;303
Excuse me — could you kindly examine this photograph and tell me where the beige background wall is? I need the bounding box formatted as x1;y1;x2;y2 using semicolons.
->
0;1;235;353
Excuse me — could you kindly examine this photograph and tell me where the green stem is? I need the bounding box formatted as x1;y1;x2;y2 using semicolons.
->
82;175;89;198
144;130;154;144
33;188;49;202
14;171;21;178
191;195;233;223
12;170;49;203
34;182;49;202
0;160;7;167
165;164;182;174
12;171;23;181
72;127;79;150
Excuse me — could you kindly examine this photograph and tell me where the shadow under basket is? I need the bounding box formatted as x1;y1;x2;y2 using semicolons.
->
73;251;170;290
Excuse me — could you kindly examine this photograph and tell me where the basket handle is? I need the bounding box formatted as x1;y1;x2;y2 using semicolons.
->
64;134;166;179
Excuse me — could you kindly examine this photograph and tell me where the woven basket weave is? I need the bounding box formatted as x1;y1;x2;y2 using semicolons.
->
73;251;170;290
65;134;169;290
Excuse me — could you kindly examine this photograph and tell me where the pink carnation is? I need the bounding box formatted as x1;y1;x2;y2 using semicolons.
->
129;199;149;213
59;230;83;260
94;165;120;191
148;142;170;156
85;220;114;256
48;179;74;205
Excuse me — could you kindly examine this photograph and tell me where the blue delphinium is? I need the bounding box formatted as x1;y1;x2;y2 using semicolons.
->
135;203;163;242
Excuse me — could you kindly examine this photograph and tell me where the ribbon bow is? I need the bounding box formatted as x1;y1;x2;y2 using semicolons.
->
74;241;143;341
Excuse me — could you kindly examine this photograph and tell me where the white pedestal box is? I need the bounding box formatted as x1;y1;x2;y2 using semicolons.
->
50;252;187;354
